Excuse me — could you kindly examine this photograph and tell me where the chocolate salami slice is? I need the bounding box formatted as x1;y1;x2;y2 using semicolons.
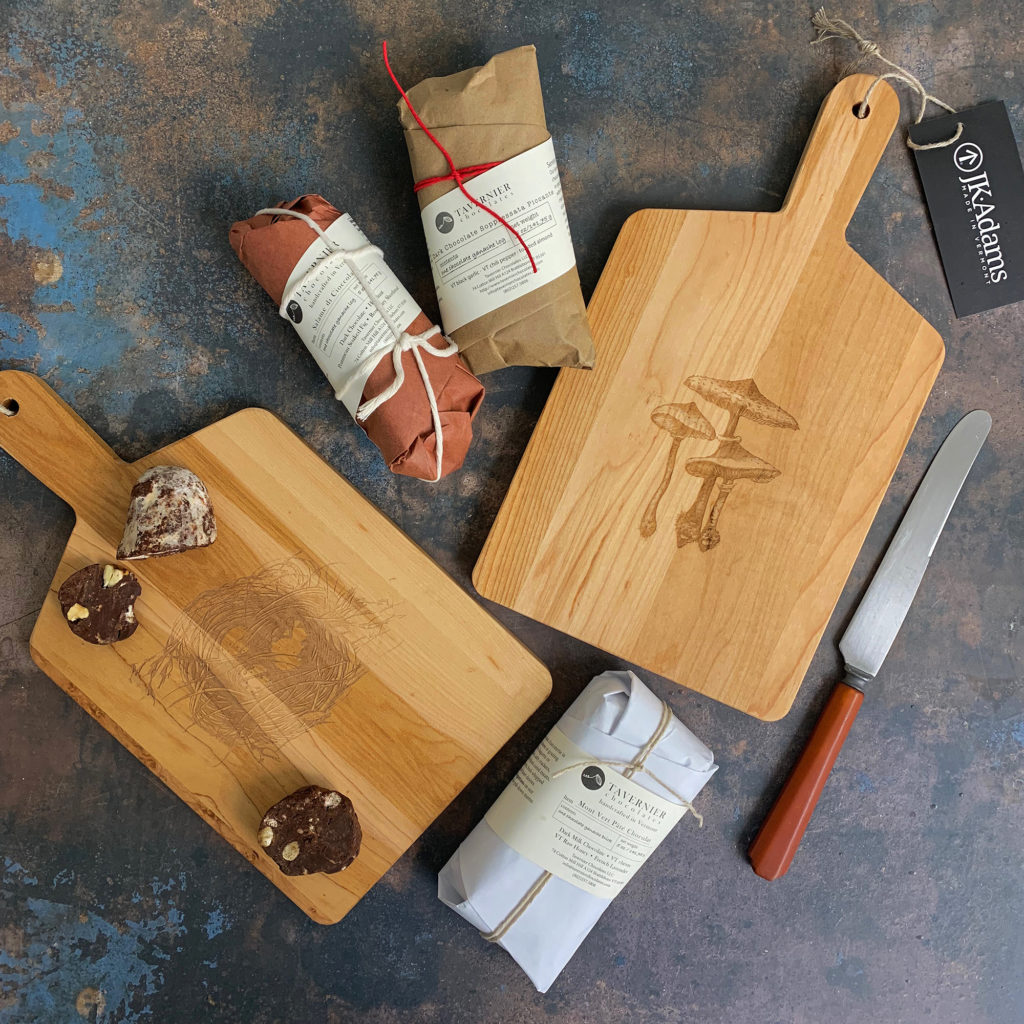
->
117;465;217;560
58;564;142;645
258;785;362;876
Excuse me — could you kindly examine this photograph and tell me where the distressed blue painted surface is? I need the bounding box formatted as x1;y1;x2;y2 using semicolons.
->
1;2;1023;1023
1;860;235;1024
0;103;144;406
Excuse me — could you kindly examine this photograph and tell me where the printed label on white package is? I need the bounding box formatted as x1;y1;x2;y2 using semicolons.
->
280;214;421;418
420;138;577;333
485;726;687;900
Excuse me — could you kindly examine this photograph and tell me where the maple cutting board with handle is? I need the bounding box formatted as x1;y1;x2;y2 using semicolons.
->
0;369;550;924
474;75;944;721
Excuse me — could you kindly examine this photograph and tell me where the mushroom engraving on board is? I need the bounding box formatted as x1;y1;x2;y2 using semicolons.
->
639;375;799;551
684;376;799;438
683;439;780;551
675;473;718;548
639;403;716;537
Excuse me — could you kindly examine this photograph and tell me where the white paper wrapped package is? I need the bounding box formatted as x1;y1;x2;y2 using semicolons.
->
438;670;718;992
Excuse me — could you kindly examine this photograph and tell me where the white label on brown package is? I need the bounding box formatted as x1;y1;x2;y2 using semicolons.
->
281;214;421;418
419;138;577;334
484;726;687;900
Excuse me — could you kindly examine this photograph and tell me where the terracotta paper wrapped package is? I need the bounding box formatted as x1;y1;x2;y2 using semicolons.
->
438;670;717;991
395;45;596;375
229;195;484;481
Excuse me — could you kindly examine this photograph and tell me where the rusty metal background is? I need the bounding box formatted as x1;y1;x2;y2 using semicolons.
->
1;2;1022;1022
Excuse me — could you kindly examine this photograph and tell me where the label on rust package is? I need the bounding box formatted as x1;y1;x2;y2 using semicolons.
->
420;138;577;333
910;101;1024;317
484;725;687;900
280;214;421;418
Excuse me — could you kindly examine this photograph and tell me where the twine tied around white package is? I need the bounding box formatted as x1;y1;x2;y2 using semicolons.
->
811;8;963;151
256;207;459;482
482;699;700;944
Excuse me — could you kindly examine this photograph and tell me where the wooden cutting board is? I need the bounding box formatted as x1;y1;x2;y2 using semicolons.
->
0;370;550;923
474;75;943;722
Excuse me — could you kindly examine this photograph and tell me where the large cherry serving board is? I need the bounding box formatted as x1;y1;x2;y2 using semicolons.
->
474;75;943;721
0;370;550;923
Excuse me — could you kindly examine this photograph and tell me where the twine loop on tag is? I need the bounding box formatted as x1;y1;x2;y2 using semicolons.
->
259;207;459;483
382;41;538;274
811;8;963;150
481;700;701;945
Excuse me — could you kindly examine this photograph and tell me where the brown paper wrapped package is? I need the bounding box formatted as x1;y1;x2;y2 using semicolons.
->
229;196;484;481
397;45;596;375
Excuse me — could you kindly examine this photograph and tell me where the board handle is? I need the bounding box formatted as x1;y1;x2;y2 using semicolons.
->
0;370;125;514
748;680;864;880
781;74;901;234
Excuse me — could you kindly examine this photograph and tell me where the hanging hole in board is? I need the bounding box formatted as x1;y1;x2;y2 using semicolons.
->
0;398;18;417
853;102;870;119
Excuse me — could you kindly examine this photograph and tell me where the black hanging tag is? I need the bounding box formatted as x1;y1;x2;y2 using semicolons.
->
910;101;1024;317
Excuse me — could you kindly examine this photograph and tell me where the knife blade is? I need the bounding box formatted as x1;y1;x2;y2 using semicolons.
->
748;410;991;880
840;409;993;686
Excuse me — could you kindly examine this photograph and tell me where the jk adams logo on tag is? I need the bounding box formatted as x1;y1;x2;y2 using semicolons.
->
953;142;983;174
955;141;1009;285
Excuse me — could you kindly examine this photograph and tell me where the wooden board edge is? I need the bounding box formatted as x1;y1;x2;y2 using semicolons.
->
26;616;348;925
751;327;947;722
475;313;947;722
27;605;553;924
26;408;555;923
227;405;555;703
840;247;948;367
471;207;773;608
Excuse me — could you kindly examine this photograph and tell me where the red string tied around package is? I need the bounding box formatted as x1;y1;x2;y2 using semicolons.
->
412;162;502;192
383;41;538;274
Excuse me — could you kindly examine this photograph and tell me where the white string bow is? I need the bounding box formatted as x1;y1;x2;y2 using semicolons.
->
258;207;459;482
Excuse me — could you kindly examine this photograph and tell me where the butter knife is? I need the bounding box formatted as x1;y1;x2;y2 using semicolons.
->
749;410;992;880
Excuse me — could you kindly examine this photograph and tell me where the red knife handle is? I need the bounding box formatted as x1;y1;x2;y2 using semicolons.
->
749;681;864;880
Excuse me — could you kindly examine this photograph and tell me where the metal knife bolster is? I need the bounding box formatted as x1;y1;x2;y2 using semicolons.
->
842;666;872;692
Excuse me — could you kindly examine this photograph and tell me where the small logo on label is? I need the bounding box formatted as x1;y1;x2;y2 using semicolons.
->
580;766;605;791
953;141;984;174
286;300;303;324
435;211;455;234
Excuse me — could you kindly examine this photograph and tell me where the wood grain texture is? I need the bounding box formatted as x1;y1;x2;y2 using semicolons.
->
0;369;551;924
473;75;943;721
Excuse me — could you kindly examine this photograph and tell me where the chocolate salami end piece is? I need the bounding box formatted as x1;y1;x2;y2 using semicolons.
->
57;564;142;645
258;785;362;876
117;465;217;560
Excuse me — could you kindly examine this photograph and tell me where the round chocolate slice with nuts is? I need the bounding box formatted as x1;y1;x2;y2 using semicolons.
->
258;785;361;876
57;564;142;645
